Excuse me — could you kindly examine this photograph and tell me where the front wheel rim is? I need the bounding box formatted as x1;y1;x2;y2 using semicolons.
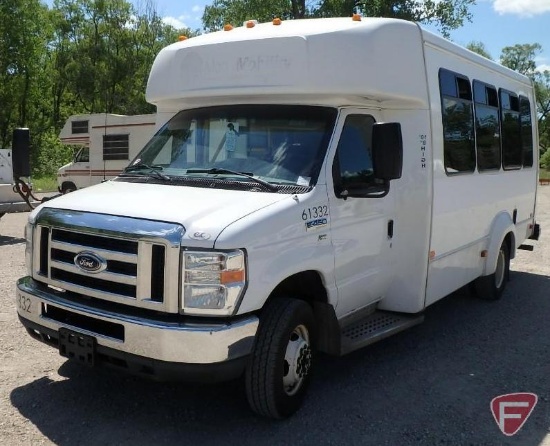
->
282;324;311;396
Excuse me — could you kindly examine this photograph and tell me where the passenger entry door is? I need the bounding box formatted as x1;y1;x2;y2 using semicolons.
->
327;111;395;318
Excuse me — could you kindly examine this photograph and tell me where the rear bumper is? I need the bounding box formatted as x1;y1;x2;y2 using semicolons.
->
16;277;259;382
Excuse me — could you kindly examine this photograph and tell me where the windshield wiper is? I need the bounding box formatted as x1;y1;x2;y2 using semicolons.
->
121;163;171;181
186;168;278;192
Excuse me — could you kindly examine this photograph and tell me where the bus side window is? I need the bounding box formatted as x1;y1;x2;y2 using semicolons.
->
439;69;476;175
520;96;533;168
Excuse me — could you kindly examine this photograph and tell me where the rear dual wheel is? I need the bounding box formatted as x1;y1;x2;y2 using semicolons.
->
474;240;510;300
245;298;315;419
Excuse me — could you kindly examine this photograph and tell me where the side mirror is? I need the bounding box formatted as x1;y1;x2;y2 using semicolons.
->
372;122;403;181
12;128;31;178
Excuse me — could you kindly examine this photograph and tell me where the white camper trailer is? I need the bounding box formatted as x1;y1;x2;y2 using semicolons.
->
18;17;540;418
57;113;156;193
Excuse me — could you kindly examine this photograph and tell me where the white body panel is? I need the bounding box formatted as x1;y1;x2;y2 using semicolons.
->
29;17;537;323
422;35;538;305
57;114;157;191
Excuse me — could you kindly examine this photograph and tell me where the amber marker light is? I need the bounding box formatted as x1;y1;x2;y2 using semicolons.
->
178;35;188;41
224;24;234;31
246;20;256;28
221;270;245;284
352;13;362;21
273;17;282;25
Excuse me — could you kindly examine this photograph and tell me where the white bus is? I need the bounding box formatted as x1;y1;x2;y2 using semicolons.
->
18;17;540;419
57;113;156;193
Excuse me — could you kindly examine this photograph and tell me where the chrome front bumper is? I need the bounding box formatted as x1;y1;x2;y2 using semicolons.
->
16;277;259;368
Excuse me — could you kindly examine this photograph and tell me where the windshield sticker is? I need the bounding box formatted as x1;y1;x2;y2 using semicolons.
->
225;122;240;158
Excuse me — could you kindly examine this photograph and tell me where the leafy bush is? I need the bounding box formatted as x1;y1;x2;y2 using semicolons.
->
540;148;550;170
31;130;73;177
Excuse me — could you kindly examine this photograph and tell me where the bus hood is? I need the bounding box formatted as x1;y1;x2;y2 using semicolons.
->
34;181;289;245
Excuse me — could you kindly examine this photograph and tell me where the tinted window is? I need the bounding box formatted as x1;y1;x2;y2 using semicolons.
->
439;69;475;174
439;70;457;97
473;81;500;171
333;115;375;191
500;90;521;169
520;96;533;167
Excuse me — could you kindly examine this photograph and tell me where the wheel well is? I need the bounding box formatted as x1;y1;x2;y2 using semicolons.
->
268;270;328;305
266;271;340;355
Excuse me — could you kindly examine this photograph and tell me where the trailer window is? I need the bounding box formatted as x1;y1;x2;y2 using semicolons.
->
103;134;130;160
520;96;533;168
500;90;522;169
473;81;500;171
71;120;89;134
439;69;475;174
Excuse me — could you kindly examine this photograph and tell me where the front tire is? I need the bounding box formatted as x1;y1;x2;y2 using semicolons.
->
245;298;315;419
474;240;510;300
61;182;76;194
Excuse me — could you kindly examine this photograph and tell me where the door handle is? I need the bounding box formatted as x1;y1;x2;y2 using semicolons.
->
387;220;394;239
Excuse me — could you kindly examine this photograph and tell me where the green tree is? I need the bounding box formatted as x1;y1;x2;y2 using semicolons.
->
466;41;492;60
500;43;542;77
535;70;550;152
0;0;50;149
500;44;550;153
202;0;475;37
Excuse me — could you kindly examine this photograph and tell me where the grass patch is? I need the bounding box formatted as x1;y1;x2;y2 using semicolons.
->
540;170;550;180
32;175;58;193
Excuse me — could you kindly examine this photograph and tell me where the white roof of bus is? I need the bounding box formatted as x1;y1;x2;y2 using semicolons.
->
146;17;530;109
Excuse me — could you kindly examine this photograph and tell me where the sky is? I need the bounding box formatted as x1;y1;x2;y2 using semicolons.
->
42;0;550;71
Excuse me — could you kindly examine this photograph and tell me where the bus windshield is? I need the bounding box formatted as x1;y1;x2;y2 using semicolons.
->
128;105;337;188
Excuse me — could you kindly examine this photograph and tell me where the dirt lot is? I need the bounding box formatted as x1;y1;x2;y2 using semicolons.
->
1;188;550;445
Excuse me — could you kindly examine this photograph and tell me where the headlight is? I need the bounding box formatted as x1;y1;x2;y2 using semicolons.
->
24;222;33;276
182;249;246;316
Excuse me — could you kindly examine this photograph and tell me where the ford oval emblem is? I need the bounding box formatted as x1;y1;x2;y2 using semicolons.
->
74;251;107;274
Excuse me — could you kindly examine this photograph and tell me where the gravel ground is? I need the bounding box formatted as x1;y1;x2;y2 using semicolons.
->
1;188;550;446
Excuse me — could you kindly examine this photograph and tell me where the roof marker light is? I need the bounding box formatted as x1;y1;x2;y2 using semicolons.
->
352;13;362;21
273;17;282;25
245;20;257;28
178;35;188;41
224;24;234;31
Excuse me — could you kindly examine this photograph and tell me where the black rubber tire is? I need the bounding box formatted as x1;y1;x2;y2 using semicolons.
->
245;298;315;419
61;182;76;194
474;240;510;300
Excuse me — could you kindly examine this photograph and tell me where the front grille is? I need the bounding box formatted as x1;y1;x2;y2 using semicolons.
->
33;209;184;313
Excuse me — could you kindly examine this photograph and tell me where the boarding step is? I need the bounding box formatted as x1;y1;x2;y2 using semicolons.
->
340;310;424;355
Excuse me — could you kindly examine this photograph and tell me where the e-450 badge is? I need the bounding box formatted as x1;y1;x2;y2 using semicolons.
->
305;218;328;231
